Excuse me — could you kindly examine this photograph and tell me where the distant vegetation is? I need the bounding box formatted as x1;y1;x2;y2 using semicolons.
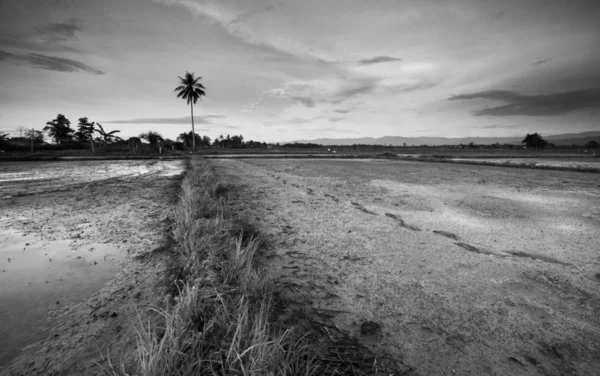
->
522;132;548;149
1;118;598;155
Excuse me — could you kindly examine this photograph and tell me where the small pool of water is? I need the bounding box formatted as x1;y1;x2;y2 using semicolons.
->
0;232;125;367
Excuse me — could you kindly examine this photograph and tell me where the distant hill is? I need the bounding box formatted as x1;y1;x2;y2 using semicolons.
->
290;131;600;146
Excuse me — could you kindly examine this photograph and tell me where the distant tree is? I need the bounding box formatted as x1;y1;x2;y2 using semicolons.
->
95;123;120;147
128;137;142;153
177;131;202;148
43;114;74;144
163;138;176;151
24;129;44;143
0;132;8;149
522;133;548;149
139;131;164;147
174;71;206;151
585;140;598;149
231;134;244;148
75;117;96;151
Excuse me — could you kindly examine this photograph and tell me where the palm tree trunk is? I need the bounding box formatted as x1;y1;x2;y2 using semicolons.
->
90;136;94;152
191;102;195;151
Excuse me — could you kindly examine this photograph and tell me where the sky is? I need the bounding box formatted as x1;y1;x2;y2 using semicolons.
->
1;0;599;143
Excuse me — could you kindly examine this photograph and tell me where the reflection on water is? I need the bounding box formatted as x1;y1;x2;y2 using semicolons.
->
0;232;124;367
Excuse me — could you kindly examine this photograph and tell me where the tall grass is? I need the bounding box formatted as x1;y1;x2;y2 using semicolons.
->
116;158;320;376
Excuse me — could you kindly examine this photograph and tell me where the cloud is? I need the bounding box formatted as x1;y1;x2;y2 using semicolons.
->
356;56;402;65
263;86;321;108
336;83;376;98
333;109;351;114
382;80;437;93
154;0;338;63
449;90;520;102
36;18;82;43
106;115;225;124
532;58;550;66
0;49;104;74
0;18;83;53
288;116;325;124
293;96;316;108
328;116;344;122
476;124;521;129
449;88;600;116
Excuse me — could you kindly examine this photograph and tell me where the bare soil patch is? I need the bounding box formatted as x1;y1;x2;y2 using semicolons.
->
0;160;183;375
212;158;600;376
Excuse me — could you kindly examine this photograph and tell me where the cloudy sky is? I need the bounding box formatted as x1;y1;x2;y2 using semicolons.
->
1;0;599;143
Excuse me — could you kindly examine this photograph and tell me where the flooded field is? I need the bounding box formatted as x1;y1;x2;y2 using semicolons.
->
0;233;123;365
214;158;600;376
0;159;183;374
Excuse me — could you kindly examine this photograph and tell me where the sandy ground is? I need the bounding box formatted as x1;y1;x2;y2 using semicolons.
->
213;158;600;376
0;160;183;375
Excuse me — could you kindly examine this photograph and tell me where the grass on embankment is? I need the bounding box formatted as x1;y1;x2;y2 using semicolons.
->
104;157;322;375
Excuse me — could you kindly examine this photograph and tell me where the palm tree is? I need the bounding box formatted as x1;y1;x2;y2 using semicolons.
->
95;123;121;147
76;117;96;152
44;114;74;144
174;72;206;151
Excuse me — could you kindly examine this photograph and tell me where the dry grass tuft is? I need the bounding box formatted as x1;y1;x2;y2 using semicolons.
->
103;158;321;376
212;181;228;198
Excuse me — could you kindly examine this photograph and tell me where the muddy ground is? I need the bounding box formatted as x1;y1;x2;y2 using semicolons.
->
214;158;600;376
0;160;183;375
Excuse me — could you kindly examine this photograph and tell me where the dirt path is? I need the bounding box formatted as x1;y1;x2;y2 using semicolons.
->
213;158;600;376
0;160;183;375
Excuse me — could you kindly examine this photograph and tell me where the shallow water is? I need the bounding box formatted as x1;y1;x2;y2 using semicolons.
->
0;232;124;366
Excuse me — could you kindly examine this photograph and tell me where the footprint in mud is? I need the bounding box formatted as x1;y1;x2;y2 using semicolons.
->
506;250;570;266
324;193;339;202
351;202;377;215
455;242;496;256
384;212;420;231
433;230;459;240
306;188;314;195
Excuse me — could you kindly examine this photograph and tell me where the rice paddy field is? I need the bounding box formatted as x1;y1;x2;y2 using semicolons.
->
1;155;599;375
214;157;600;376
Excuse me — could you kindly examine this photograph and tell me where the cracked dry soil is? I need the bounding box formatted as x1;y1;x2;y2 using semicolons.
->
213;158;600;376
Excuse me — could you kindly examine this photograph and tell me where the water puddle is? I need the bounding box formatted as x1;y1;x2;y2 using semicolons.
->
0;232;125;366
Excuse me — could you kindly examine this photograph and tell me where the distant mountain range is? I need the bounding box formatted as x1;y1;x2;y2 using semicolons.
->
290;131;600;146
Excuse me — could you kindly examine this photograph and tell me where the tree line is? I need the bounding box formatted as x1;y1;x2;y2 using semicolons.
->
0;113;271;152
